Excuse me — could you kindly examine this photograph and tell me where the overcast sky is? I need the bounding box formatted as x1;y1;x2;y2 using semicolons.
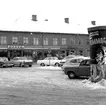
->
0;0;106;34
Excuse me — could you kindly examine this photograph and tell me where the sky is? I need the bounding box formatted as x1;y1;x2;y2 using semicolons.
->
0;0;106;34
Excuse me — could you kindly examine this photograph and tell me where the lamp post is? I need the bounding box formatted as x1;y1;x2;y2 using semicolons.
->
48;48;51;66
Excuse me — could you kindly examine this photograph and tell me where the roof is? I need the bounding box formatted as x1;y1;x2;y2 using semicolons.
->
0;30;88;36
88;26;106;32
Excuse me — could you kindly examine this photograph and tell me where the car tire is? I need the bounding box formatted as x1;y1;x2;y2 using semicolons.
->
40;63;45;66
20;63;24;67
55;63;60;66
29;65;32;67
68;72;76;79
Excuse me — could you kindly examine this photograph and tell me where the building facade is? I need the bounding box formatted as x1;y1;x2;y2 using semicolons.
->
0;30;90;61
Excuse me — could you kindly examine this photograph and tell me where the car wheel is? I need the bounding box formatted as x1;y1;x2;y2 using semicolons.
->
20;63;24;67
29;65;32;67
40;63;45;66
55;63;60;66
68;72;76;79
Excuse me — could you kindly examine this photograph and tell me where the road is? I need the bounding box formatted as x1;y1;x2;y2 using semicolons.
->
0;65;106;105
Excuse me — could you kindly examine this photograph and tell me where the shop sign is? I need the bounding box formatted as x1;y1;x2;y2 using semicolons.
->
8;45;24;49
48;48;51;53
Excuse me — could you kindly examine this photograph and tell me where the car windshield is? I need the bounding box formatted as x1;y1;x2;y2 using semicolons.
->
13;57;27;60
44;57;58;60
80;60;90;66
0;57;8;62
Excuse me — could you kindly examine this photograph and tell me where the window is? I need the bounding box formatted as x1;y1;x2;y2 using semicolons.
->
70;59;77;63
62;38;67;45
23;37;28;44
53;38;58;45
70;38;75;44
1;37;7;44
12;37;18;44
86;39;89;45
78;39;81;45
43;38;48;45
33;38;39;45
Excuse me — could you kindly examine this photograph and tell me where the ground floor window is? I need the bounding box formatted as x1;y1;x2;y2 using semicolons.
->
0;50;7;57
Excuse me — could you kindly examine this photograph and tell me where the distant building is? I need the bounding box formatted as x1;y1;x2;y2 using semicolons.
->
0;30;89;61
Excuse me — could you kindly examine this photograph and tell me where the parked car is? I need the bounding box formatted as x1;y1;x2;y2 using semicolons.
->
62;56;90;70
63;59;90;79
37;57;62;66
0;57;14;68
60;55;86;66
10;57;33;67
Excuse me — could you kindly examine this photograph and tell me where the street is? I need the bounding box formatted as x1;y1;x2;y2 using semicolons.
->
0;65;106;105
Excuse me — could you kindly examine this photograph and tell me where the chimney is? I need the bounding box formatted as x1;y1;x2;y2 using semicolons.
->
32;15;37;21
64;18;69;24
91;21;96;25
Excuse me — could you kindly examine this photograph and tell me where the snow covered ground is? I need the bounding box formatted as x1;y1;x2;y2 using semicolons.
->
0;66;106;105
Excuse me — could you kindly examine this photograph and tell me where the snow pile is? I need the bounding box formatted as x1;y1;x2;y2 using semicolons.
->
82;79;106;89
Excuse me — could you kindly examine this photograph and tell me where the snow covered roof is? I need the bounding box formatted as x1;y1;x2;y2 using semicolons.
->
0;15;92;34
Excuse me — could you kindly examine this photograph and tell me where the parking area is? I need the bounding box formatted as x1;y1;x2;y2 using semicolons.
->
0;65;106;105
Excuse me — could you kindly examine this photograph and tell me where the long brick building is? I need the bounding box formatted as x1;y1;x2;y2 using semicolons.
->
0;30;90;61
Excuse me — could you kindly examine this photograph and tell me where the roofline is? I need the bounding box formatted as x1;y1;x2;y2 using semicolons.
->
0;30;88;36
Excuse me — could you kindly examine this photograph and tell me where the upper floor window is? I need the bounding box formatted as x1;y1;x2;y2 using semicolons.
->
43;38;48;45
86;39;89;45
23;37;28;44
62;38;67;45
33;37;39;45
70;37;75;44
1;36;7;44
53;38;58;45
12;37;18;44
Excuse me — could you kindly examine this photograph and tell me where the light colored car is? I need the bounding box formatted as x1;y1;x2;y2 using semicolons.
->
10;57;33;67
60;55;85;66
0;57;14;68
61;56;90;71
37;57;61;66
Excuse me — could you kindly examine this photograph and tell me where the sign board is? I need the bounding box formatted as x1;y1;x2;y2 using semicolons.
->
48;48;51;53
8;45;24;49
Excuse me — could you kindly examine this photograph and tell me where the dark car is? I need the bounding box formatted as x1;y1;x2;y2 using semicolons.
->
63;59;90;79
0;57;14;68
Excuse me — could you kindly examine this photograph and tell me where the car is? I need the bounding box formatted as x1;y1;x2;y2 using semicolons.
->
60;55;86;66
62;56;90;71
0;57;14;68
63;59;90;79
10;57;33;67
37;57;62;66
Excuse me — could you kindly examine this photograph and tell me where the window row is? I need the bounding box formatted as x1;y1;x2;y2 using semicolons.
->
0;36;86;45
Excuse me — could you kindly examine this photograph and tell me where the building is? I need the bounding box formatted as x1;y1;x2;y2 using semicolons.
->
0;30;89;61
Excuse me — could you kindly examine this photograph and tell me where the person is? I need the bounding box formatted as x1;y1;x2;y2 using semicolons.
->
90;46;105;82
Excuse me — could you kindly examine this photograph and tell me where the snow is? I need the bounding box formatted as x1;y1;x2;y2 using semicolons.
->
36;66;62;70
82;79;106;89
1;66;106;90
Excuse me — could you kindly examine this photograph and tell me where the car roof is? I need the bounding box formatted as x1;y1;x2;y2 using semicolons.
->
69;56;90;60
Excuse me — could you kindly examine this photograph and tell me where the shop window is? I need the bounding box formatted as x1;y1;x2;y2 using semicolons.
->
43;38;48;45
23;37;29;45
1;36;7;44
33;38;39;45
79;50;83;55
53;38;58;45
62;38;67;45
12;37;18;44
